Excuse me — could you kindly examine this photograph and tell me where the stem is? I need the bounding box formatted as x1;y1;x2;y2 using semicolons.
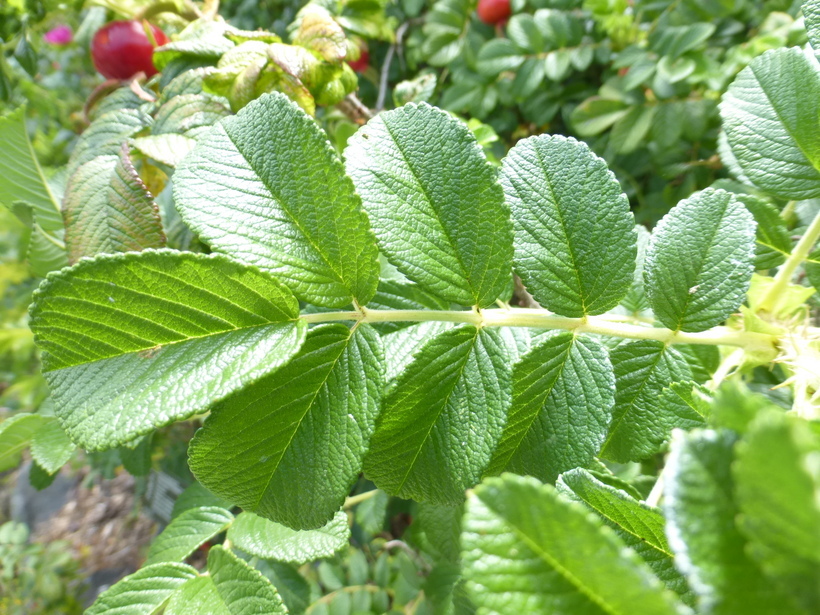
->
343;489;379;509
301;308;777;352
645;472;664;508
757;207;820;313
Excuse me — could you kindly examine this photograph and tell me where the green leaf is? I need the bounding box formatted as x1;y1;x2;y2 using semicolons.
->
153;20;235;70
30;419;75;474
189;324;383;530
806;0;820;52
292;5;347;62
733;412;820;610
644;188;755;332
132;134;198;168
67;109;152;176
649;23;715;58
345;103;513;308
174;92;379;308
27;215;69;277
257;561;311;614
416;502;463;564
164;576;226;615
502;135;636;317
620;224;651;314
664;429;804;615
145;506;234;566
486;332;614;483
120;434;153;477
152;94;231;140
227;510;349;564
600;341;693;463
85;562;198;615
730;192;791;270
29;460;57;490
207;546;287;614
381;321;452;384
462;474;685;615
0;107;63;231
557;469;693;604
0;414;50;472
172;482;232;520
63;144;165;263
476;39;526;77
720;48;820;200
165;549;288;615
570;98;630;137
364;326;511;504
30;250;306;450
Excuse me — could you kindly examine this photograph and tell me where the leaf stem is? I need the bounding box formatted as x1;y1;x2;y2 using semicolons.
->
301;308;777;352
757;206;820;313
343;489;380;509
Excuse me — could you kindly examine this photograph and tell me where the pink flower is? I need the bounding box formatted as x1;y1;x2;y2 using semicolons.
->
43;25;73;46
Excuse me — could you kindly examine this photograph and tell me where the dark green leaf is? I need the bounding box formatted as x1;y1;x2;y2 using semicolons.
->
486;332;614;483
174;93;380;308
345;103;513;308
190;324;382;530
502;135;636;317
645;188;755;332
30;250;306;450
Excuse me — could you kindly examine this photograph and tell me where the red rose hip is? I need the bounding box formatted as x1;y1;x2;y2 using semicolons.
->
477;0;511;25
91;20;169;80
348;49;370;73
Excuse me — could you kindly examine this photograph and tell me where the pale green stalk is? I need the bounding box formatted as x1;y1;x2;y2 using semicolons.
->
301;308;778;354
757;207;820;313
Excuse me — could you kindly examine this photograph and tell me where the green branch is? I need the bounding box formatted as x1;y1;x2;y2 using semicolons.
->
301;307;778;354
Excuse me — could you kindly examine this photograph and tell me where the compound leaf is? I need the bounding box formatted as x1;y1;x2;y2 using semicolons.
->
190;324;382;530
462;474;685;615
364;325;511;504
174;92;379;308
29;250;306;450
645;188;755;332
345;103;512;308
502;135;636;317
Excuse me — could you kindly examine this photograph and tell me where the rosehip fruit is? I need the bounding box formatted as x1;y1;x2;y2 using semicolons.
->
477;0;511;26
348;48;370;73
91;20;169;80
